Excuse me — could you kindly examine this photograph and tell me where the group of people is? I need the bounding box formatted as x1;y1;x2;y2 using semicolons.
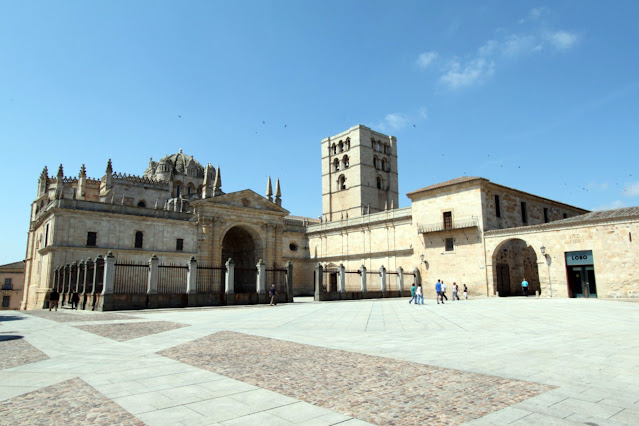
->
47;290;80;311
409;280;468;305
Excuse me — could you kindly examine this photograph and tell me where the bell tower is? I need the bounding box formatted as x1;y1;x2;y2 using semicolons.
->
321;124;399;221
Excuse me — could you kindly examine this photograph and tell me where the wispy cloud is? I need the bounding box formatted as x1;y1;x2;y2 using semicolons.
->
586;181;609;191
373;107;428;132
624;182;639;196
439;58;495;90
596;200;626;211
416;51;438;69
544;30;580;50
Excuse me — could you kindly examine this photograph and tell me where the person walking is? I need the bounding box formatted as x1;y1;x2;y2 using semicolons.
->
48;289;59;311
435;280;444;304
409;283;417;304
416;284;424;304
441;281;448;301
521;278;529;297
452;282;460;301
463;284;468;300
269;284;278;306
71;292;80;310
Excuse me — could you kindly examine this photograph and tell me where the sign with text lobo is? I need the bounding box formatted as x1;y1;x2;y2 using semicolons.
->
565;250;594;266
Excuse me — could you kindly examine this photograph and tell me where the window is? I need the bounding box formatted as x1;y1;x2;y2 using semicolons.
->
176;184;181;198
289;243;298;251
381;158;387;171
135;231;144;249
3;278;12;290
332;143;337;155
373;156;378;169
376;176;383;190
343;155;349;168
176;238;184;251
563;213;568;219
521;202;528;223
2;296;9;308
45;223;49;247
333;158;340;171
443;211;453;230
544;207;549;223
339;141;344;152
137;201;146;207
338;175;346;190
345;137;350;150
86;232;97;247
445;238;454;252
495;195;501;218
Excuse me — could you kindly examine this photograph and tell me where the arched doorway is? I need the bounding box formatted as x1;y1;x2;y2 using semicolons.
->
222;226;259;293
492;239;540;296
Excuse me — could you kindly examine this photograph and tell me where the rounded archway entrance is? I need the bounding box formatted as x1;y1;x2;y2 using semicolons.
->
492;239;540;297
221;226;261;293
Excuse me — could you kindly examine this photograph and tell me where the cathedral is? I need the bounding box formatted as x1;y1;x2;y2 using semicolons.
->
21;125;639;310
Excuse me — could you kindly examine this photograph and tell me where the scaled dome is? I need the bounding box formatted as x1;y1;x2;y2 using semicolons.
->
144;149;205;180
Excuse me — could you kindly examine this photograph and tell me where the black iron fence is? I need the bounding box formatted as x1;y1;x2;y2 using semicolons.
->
265;267;287;293
196;264;225;293
114;261;148;294
234;267;257;293
157;263;188;294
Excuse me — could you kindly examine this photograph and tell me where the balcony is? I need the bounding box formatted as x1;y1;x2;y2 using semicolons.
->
417;217;479;234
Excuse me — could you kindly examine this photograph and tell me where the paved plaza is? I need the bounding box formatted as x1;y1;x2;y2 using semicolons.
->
1;297;639;425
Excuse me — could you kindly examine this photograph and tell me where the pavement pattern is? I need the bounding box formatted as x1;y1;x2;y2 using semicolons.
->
1;297;639;425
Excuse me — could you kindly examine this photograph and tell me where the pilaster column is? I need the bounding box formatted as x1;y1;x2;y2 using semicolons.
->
257;259;267;303
98;252;116;311
359;265;367;294
380;265;387;292
338;263;346;293
397;266;404;294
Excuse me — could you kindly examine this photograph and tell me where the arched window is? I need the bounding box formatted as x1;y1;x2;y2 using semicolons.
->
332;144;337;155
135;231;143;249
381;158;387;171
339;141;344;152
333;158;340;171
187;183;195;195
346;138;350;150
338;175;346;190
373;156;379;169
343;155;349;168
377;176;383;190
377;142;382;152
175;184;181;198
137;201;146;207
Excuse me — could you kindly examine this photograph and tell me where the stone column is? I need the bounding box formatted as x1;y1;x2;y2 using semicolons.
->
147;254;159;309
397;266;404;294
80;260;88;310
285;261;294;303
257;259;267;303
359;265;367;296
225;257;235;305
186;256;197;307
338;263;346;295
314;263;324;301
380;265;387;293
74;261;81;293
98;251;116;311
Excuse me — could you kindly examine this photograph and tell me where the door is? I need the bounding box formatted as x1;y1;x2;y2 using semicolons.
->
585;266;597;298
496;263;511;296
569;267;584;298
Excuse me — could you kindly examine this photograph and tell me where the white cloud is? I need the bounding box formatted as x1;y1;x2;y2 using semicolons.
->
529;7;549;21
545;30;579;50
596;200;626;211
624;182;639;196
373;107;428;132
416;51;438;69
439;58;495;90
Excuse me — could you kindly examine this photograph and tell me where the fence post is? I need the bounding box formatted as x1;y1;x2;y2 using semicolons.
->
147;254;159;309
398;266;404;295
225;257;235;305
359;265;367;296
74;261;81;294
338;263;346;294
79;260;87;310
314;262;324;301
285;261;294;303
380;265;387;293
98;251;116;311
256;259;267;303
186;256;197;307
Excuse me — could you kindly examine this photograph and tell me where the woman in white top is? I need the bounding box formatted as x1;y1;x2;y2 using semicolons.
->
416;284;423;304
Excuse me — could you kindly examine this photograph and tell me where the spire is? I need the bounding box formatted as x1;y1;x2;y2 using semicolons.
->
213;165;222;196
79;164;86;178
40;166;48;180
202;163;213;199
266;176;273;201
106;159;113;174
57;164;64;178
275;178;281;206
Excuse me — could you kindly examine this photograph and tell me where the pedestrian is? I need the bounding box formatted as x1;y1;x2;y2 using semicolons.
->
71;292;80;310
521;278;529;297
452;282;460;301
49;289;59;311
463;284;468;300
435;279;444;304
441;281;448;301
269;284;278;306
409;283;417;304
416;284;423;304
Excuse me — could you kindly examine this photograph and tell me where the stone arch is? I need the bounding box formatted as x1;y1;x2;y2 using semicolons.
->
491;238;541;297
221;224;264;293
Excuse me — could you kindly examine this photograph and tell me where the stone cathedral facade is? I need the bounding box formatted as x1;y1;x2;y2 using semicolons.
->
22;125;639;310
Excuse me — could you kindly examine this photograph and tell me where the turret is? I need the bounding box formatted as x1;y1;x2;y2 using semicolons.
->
213;165;223;196
77;164;87;200
202;163;213;199
55;164;64;199
275;178;281;207
37;166;49;197
100;159;113;197
266;176;273;202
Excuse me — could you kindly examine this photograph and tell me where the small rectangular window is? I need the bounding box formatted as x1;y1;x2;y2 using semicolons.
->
495;195;501;218
87;232;97;247
3;278;12;290
443;211;453;230
521;202;528;223
135;231;144;249
2;296;9;308
45;223;49;247
445;238;454;252
543;207;549;223
176;238;184;251
563;213;568;219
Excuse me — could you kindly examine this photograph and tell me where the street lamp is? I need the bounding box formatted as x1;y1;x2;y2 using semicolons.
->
540;245;552;297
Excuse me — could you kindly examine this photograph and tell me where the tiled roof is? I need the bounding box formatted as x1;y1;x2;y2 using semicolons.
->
0;261;25;270
406;176;485;197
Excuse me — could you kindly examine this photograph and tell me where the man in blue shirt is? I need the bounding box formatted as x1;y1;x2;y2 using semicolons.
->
408;283;417;304
521;278;529;297
435;279;444;304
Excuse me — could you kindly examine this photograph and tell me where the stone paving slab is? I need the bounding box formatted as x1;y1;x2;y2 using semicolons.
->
23;310;139;322
159;331;553;426
75;321;188;341
0;377;144;425
0;336;49;370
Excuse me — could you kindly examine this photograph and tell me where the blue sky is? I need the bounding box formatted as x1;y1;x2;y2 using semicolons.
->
1;1;638;264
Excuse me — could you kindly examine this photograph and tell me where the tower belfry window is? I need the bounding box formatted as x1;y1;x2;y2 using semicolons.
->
339;141;344;152
343;155;349;168
338;175;346;190
376;176;383;190
333;158;340;171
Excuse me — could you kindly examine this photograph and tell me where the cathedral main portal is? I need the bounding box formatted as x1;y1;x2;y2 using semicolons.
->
222;226;259;293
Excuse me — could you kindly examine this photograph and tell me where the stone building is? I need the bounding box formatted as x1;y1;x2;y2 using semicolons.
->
21;124;638;310
1;261;25;310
